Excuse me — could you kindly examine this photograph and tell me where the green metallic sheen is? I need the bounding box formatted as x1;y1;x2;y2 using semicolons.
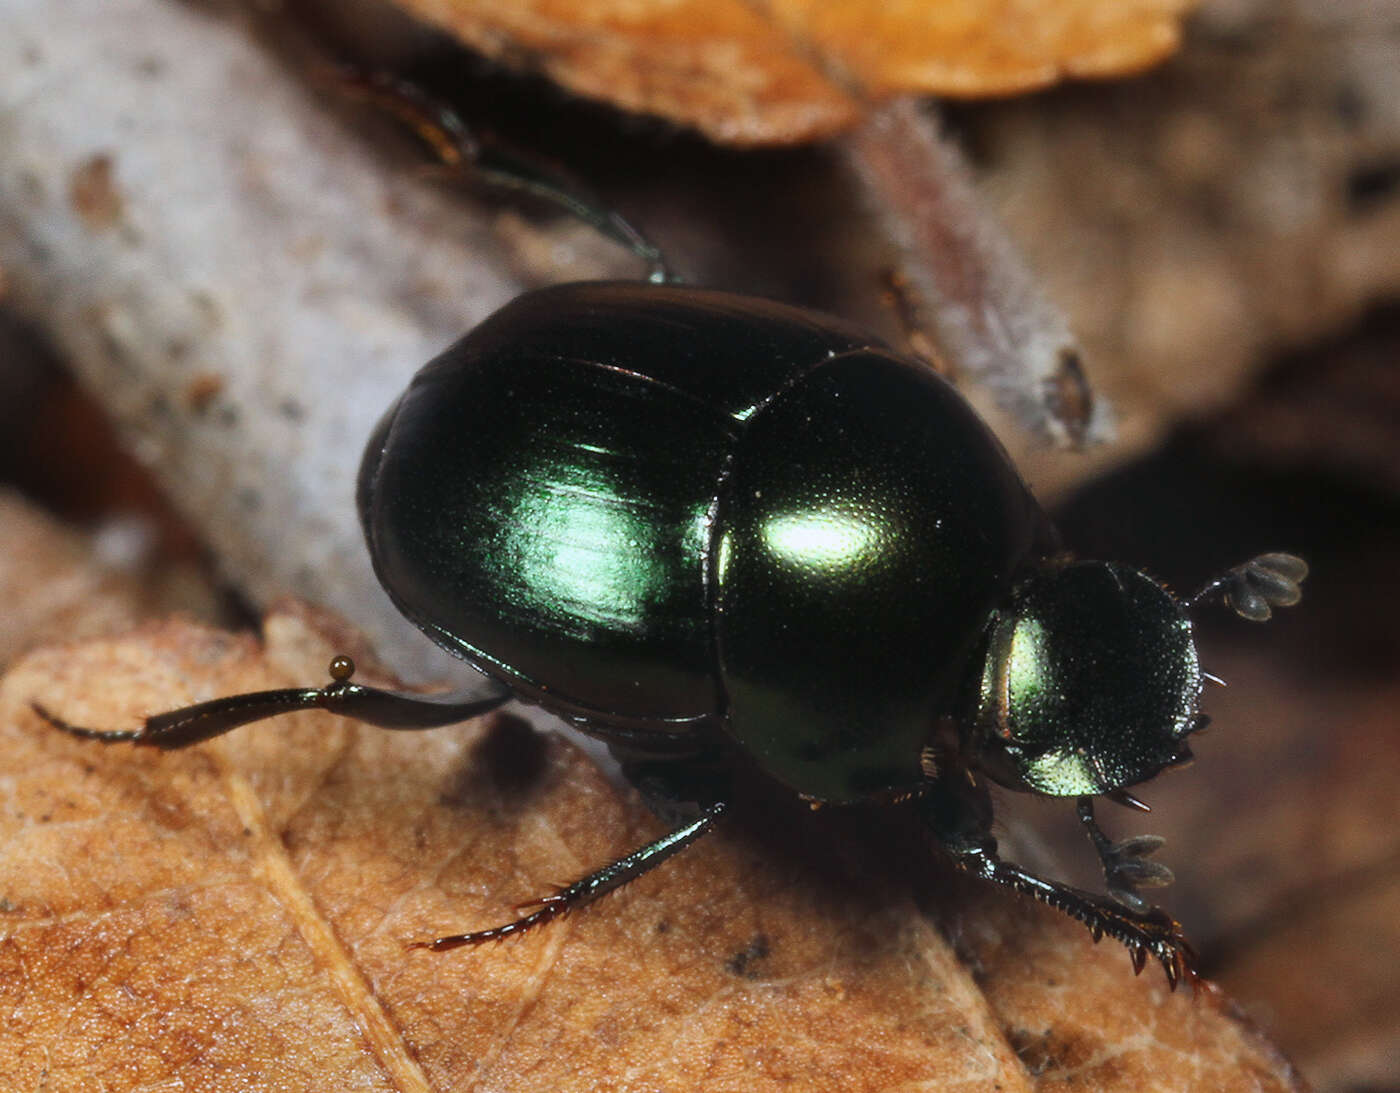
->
972;563;1202;796
711;350;1049;802
358;283;876;728
359;283;1057;798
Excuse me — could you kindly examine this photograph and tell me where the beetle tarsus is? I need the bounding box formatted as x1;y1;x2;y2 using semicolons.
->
411;801;728;953
411;893;572;951
31;704;143;743
955;847;1196;989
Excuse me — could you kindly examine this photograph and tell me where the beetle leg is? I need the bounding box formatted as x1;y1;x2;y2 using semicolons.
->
922;779;1195;989
1075;798;1175;914
411;800;728;951
334;70;672;284
33;655;511;749
946;840;1196;990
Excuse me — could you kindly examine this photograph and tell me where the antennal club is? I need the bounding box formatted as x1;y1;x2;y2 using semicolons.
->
1189;552;1308;621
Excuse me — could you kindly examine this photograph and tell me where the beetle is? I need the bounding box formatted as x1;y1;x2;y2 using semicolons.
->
39;278;1307;989
36;82;1307;991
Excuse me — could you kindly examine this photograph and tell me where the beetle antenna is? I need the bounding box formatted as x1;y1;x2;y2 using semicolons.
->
332;69;673;285
1202;670;1227;688
1187;552;1308;621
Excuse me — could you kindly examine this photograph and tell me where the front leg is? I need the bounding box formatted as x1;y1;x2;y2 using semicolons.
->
921;781;1195;989
949;840;1195;989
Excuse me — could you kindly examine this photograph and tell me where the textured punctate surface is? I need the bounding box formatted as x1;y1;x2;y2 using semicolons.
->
974;562;1200;796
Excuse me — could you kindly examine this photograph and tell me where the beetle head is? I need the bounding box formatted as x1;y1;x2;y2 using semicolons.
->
969;562;1202;798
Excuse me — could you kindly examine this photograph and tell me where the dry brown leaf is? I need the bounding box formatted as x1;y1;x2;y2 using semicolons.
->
0;607;1304;1090
769;0;1195;96
386;0;1197;144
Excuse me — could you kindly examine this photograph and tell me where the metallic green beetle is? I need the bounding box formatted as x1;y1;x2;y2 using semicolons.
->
43;281;1306;989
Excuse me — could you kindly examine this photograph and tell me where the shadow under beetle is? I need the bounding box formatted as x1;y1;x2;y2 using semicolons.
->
38;81;1308;991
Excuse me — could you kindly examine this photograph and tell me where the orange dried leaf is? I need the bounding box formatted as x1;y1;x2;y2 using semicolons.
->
387;0;1198;143
772;0;1197;97
388;0;860;144
0;609;1302;1089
